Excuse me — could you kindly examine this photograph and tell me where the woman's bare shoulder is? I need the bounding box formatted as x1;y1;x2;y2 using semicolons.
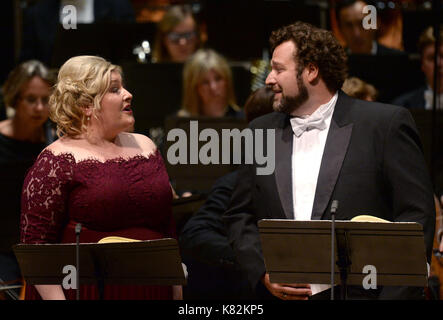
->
45;137;76;153
118;132;157;154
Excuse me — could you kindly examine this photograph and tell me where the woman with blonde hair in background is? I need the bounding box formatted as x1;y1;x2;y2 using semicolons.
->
342;77;378;101
179;48;242;118
20;55;181;300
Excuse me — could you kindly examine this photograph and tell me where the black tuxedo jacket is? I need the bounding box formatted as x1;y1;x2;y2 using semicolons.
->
224;91;435;299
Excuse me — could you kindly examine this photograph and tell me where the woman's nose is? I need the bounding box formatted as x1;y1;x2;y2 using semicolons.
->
124;88;133;100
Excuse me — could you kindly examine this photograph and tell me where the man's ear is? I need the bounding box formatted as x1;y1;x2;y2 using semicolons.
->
305;63;319;83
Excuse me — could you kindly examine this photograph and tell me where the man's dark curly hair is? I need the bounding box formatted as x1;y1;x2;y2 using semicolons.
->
270;21;348;93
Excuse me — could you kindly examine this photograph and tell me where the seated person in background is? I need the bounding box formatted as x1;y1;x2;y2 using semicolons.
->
0;60;56;298
179;86;274;299
20;55;181;300
0;60;55;298
178;48;243;118
335;0;404;55
152;4;201;63
392;26;443;109
342;76;378;101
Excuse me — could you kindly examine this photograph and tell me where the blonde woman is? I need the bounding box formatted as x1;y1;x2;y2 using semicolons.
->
20;56;181;300
152;5;200;63
179;49;242;118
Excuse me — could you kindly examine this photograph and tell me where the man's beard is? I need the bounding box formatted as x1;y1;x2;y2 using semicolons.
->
273;74;309;114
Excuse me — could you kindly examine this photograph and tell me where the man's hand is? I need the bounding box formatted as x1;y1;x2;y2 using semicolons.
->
261;273;312;300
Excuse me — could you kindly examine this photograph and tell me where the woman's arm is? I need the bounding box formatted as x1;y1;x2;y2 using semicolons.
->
35;285;66;300
172;285;183;300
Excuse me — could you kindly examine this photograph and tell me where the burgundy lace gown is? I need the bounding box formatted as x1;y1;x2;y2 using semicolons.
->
20;149;176;300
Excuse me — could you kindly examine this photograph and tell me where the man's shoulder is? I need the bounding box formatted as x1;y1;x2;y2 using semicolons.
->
339;91;398;111
338;93;409;122
391;87;426;108
376;43;406;56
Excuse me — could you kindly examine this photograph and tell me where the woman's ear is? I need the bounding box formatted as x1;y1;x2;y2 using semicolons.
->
82;104;93;117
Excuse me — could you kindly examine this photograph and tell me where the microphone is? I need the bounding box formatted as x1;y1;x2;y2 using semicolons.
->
75;223;82;301
330;200;339;300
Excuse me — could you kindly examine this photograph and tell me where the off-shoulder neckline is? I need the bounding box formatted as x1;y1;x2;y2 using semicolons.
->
39;148;160;165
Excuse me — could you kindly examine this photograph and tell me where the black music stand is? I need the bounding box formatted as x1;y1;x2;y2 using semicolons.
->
13;238;186;300
258;219;428;299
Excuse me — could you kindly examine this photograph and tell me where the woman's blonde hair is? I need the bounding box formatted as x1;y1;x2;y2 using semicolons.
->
342;77;378;101
182;49;238;116
49;55;121;137
152;5;200;63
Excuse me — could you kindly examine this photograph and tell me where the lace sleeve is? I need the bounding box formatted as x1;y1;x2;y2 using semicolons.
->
20;150;75;244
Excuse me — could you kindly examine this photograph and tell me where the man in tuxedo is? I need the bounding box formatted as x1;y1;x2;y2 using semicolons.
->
223;21;435;300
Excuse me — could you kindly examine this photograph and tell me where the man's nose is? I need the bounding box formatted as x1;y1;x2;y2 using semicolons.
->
352;25;362;38
265;71;275;86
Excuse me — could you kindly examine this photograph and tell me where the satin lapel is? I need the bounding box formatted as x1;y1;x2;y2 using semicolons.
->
311;119;353;220
274;123;294;219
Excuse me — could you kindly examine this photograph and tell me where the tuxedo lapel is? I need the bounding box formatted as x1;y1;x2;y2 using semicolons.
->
274;122;294;219
311;93;353;220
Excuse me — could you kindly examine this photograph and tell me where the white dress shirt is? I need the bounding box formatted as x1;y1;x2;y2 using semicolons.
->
290;92;338;295
424;86;443;110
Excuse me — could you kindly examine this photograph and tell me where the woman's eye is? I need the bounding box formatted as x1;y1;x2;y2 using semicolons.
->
111;87;120;93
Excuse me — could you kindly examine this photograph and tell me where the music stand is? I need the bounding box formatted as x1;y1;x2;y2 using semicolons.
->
13;238;186;300
258;219;428;298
